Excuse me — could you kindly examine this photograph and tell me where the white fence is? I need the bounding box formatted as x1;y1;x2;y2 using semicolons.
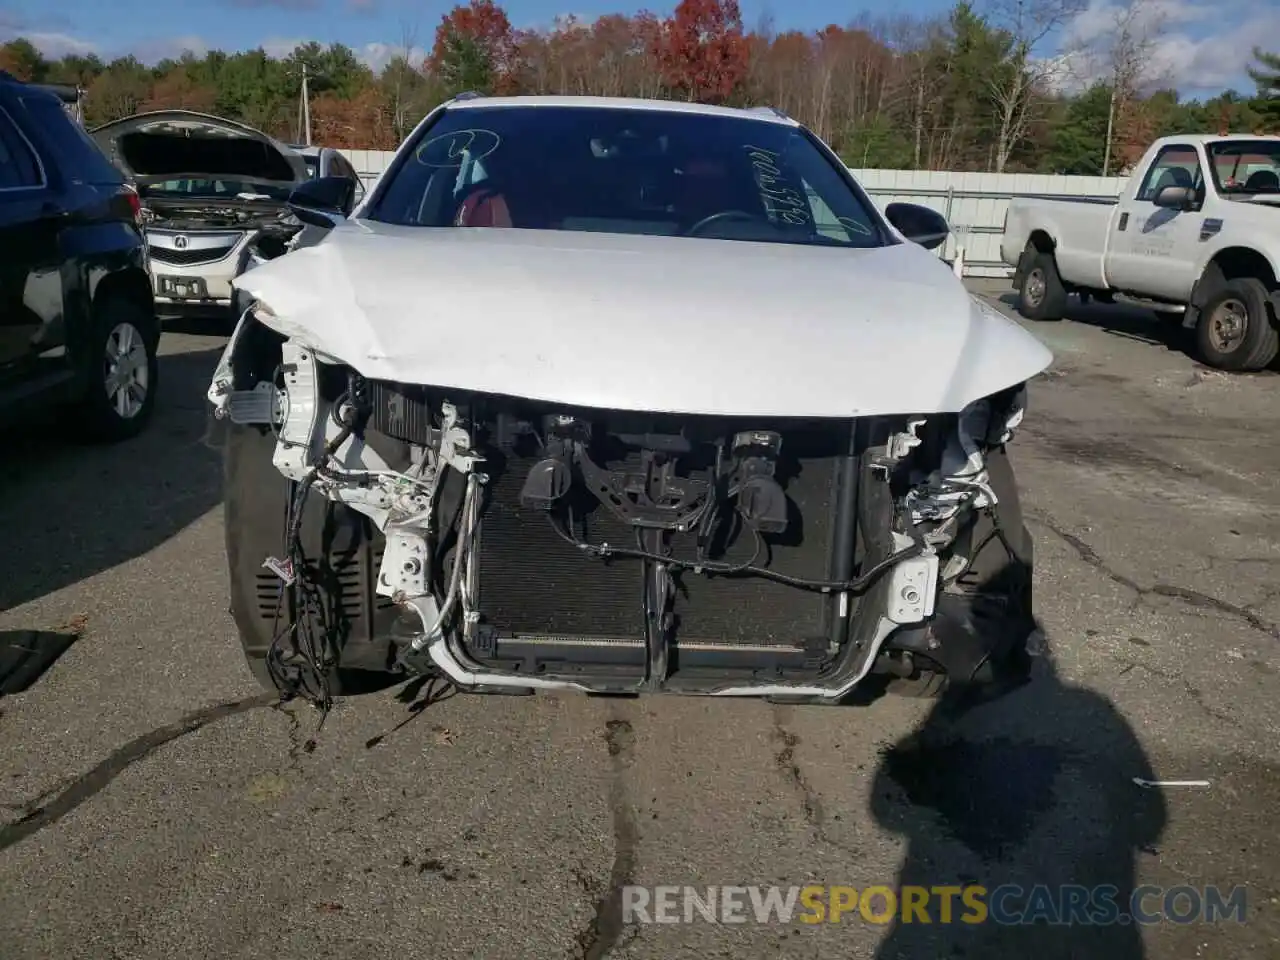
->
337;148;1129;279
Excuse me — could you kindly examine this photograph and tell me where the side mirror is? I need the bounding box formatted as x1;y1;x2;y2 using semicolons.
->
288;175;356;229
1153;185;1194;210
885;202;950;251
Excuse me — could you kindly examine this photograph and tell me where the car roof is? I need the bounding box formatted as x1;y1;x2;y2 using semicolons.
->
0;70;80;104
1153;133;1280;148
446;95;799;127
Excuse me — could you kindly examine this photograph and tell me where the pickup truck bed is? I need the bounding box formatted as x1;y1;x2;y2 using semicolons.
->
999;134;1280;371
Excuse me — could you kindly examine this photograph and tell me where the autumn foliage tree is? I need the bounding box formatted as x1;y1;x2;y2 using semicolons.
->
0;38;46;81
140;68;218;114
427;0;518;95
652;0;750;104
310;86;398;149
3;4;1274;173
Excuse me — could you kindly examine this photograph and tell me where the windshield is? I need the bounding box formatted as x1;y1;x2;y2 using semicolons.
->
368;105;887;247
141;178;292;201
1209;140;1280;195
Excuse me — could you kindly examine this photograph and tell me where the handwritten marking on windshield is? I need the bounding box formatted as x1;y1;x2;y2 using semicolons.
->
838;216;874;237
416;129;502;168
744;145;809;226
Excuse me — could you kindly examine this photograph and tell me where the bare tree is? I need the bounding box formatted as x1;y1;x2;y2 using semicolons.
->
983;0;1086;172
871;15;943;169
384;19;425;142
1092;0;1174;173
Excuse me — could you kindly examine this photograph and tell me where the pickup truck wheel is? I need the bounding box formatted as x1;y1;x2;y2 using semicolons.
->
1017;251;1067;321
74;296;160;443
1195;278;1280;371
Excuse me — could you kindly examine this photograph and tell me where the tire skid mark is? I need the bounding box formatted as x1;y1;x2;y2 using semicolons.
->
772;704;859;859
0;692;276;853
575;707;640;959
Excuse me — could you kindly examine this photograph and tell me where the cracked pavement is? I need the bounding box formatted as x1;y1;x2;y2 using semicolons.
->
2;291;1280;959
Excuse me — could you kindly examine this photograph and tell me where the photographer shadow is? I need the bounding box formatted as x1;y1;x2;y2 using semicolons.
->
871;654;1167;959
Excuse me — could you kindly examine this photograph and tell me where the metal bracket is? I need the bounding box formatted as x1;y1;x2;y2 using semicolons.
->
886;554;940;624
439;401;482;474
872;419;927;478
378;530;430;599
576;444;712;530
272;341;323;482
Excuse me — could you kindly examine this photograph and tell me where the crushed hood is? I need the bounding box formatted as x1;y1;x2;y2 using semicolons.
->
89;110;306;187
232;224;1054;418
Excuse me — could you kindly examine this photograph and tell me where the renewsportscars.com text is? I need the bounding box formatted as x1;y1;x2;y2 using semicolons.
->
622;884;1248;926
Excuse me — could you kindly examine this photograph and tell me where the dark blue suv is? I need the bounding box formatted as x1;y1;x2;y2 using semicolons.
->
0;71;159;442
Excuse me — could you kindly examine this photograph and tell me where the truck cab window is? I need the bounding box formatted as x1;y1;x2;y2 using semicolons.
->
1207;140;1280;194
1136;145;1203;203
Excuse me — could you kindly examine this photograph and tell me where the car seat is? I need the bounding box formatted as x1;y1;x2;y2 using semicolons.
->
1244;169;1279;192
454;184;513;227
1153;166;1193;192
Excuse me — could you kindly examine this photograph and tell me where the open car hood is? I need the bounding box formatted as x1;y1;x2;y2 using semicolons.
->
231;224;1054;418
89;110;307;187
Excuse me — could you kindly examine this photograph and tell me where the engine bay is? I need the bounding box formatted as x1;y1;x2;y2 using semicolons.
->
211;321;1031;706
141;196;299;230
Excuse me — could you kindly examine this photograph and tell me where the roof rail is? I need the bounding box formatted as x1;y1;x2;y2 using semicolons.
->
453;91;486;102
746;105;790;120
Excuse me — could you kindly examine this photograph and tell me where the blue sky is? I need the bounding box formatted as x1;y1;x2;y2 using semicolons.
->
1;0;1274;97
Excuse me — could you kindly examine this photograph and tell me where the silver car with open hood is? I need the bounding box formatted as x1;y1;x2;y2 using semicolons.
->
90;110;309;318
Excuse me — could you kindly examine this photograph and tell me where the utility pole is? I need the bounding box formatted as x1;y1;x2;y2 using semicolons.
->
1102;84;1116;177
301;61;312;146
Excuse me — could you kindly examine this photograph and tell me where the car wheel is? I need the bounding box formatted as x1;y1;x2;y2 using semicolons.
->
1016;249;1068;321
1195;277;1279;371
75;296;160;443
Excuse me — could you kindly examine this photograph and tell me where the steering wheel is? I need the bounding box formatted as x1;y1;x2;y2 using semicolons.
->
685;210;769;236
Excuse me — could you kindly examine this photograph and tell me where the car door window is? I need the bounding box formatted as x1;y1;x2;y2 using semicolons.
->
327;153;362;202
1135;145;1203;203
0;108;43;190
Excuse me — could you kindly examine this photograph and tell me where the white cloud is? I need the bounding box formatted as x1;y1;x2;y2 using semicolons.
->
4;27;422;74
1053;0;1279;95
356;41;427;73
0;27;210;65
5;30;97;60
1060;0;1208;48
131;35;210;64
259;37;308;59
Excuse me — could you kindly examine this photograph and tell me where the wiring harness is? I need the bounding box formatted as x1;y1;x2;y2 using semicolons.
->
264;372;371;712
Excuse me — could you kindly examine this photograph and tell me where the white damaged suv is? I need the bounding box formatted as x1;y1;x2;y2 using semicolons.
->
208;94;1051;707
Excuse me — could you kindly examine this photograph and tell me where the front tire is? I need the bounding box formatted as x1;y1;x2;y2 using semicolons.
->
1194;277;1279;371
1016;248;1068;321
74;296;160;443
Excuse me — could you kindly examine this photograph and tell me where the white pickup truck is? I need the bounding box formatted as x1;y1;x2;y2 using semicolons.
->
1001;133;1280;371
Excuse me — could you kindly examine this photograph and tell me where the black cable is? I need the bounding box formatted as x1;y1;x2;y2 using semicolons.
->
547;510;919;594
275;472;334;711
274;371;379;712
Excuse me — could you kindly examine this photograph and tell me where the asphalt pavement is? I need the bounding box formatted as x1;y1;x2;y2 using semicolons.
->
2;288;1279;959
